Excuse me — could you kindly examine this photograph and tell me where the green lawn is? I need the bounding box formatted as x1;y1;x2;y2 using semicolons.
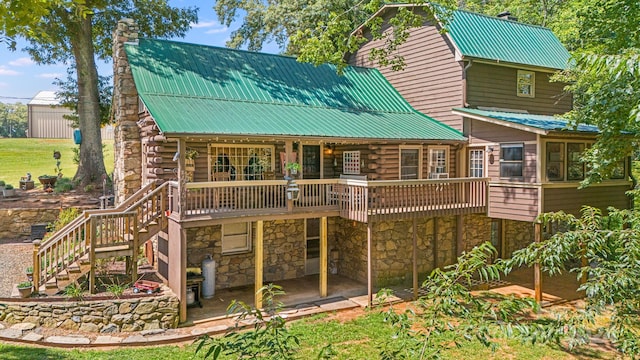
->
0;138;114;187
0;311;613;359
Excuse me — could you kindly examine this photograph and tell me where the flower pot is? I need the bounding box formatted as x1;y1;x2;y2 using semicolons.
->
3;188;15;197
17;286;32;298
185;158;196;172
38;176;57;189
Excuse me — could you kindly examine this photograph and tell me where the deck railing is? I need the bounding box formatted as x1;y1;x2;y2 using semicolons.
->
176;177;488;222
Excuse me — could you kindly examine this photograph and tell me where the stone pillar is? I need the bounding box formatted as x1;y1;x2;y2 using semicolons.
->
112;19;142;205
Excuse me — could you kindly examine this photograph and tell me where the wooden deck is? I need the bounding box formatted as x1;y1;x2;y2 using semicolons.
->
169;177;489;223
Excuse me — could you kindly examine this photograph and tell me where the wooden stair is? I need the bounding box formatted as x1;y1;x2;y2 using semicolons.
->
32;182;169;295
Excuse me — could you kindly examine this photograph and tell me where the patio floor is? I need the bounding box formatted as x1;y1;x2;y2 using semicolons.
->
185;266;583;326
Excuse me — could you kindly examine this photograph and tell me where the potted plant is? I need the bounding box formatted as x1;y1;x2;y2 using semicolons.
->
3;184;15;197
285;162;301;176
0;180;5;192
185;149;198;172
38;175;57;189
17;281;32;298
26;266;33;281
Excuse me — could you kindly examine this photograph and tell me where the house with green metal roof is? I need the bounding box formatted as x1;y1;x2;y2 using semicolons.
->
353;4;631;279
107;19;495;323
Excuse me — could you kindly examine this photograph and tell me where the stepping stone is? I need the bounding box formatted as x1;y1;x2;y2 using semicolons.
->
141;328;165;336
11;323;37;331
22;333;44;342
94;336;123;344
0;329;24;339
146;334;176;342
0;323;5;330
191;324;228;336
46;335;91;344
122;335;147;344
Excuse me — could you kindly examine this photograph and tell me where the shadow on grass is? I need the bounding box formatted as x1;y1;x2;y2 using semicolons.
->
0;344;69;360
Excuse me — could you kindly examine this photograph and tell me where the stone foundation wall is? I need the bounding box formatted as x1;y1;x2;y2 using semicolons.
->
333;218;368;283
504;220;534;257
186;219;305;289
0;209;60;241
462;214;493;253
0;293;179;333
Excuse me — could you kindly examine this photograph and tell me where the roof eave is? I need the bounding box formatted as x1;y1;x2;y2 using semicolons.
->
452;108;549;135
162;132;466;143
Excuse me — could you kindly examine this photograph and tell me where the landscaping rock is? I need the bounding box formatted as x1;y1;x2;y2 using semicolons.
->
22;332;44;342
46;335;91;344
10;322;36;331
101;323;119;333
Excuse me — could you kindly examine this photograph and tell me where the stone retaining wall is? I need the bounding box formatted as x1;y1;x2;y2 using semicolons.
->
0;209;60;241
0;293;179;333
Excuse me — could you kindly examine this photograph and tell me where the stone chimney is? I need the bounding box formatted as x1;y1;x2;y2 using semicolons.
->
497;11;518;21
112;19;142;205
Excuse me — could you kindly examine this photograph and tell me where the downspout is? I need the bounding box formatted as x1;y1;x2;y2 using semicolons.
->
462;59;473;107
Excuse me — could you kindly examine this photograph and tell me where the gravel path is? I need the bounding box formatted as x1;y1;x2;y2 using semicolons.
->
0;241;32;297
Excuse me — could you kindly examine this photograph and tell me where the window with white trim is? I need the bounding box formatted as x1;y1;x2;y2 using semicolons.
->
222;222;251;254
517;70;535;97
469;149;484;177
343;151;361;174
428;146;448;179
500;143;523;177
546;142;565;181
209;145;274;181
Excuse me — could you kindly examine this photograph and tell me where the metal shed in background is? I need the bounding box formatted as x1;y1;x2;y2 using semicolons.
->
27;90;114;140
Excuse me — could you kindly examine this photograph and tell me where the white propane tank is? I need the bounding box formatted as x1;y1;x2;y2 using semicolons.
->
202;255;216;299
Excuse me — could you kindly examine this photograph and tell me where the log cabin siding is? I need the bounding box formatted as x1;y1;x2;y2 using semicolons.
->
466;63;572;115
352;19;464;131
543;184;631;216
488;185;539;222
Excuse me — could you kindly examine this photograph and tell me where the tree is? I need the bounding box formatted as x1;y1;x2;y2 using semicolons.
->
0;102;27;138
0;1;198;186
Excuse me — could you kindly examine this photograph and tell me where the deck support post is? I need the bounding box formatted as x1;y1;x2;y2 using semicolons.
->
320;216;328;297
412;218;418;300
534;221;543;305
177;138;186;220
456;215;464;257
367;222;373;307
255;220;264;309
32;240;41;295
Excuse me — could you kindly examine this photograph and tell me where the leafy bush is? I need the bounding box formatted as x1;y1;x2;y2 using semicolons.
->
53;177;75;193
4;184;13;190
47;207;82;233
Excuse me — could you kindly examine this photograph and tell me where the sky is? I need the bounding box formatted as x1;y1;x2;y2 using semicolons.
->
0;0;280;104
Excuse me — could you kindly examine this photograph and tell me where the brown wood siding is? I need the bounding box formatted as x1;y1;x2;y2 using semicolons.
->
543;184;631;216
466;63;572;115
488;185;539;222
352;17;464;131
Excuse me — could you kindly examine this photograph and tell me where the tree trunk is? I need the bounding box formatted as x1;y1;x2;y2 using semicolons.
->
71;14;107;186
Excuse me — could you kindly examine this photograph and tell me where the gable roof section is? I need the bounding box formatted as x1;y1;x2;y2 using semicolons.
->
125;39;465;141
452;108;599;135
445;9;570;70
357;4;570;70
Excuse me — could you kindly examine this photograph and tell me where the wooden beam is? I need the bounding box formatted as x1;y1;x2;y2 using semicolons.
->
412;218;418;300
320;217;328;297
534;222;543;305
367;223;373;307
255;220;264;309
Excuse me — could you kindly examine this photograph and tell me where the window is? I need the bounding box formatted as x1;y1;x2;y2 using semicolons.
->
222;222;251;254
517;70;535;97
400;146;422;179
469;149;484;177
428;146;448;178
546;142;565;181
210;145;274;181
567;143;585;180
500;143;523;177
343;151;361;174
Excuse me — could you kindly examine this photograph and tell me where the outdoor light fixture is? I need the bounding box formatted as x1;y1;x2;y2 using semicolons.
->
487;146;494;154
285;176;300;201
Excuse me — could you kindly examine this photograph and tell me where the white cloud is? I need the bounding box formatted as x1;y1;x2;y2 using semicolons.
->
0;66;20;76
205;27;229;35
8;57;34;66
190;20;221;28
38;73;62;79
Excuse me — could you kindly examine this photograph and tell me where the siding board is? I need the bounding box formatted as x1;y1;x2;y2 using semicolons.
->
544;185;631;215
488;185;539;222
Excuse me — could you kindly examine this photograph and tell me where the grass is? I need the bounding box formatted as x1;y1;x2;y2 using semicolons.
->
0;310;614;359
0;138;114;187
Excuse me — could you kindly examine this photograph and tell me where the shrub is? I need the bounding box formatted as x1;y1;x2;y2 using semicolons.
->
47;207;82;233
4;184;13;190
0;180;5;186
53;177;75;193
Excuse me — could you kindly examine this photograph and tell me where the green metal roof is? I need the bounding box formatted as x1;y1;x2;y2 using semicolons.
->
125;39;465;141
446;9;571;70
453;108;599;134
